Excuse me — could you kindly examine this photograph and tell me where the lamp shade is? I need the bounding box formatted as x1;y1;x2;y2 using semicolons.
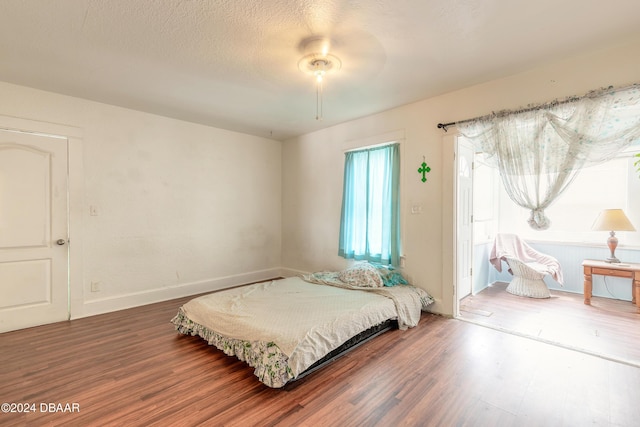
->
591;209;636;231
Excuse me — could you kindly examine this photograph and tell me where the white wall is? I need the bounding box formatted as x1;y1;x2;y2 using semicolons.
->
0;81;282;319
282;36;640;315
3;35;640;322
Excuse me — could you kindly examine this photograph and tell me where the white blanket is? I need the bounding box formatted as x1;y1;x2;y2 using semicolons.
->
180;276;398;378
302;271;432;330
489;233;564;285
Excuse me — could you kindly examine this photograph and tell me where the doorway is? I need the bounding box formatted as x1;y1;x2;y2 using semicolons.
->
451;134;640;366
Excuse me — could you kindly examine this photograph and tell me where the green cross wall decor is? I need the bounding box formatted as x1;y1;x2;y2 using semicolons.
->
418;161;431;182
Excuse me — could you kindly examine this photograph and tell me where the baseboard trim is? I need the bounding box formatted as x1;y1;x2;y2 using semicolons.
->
280;267;310;278
75;268;281;319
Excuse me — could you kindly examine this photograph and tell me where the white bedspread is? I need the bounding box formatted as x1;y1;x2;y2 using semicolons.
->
302;271;432;330
180;276;398;378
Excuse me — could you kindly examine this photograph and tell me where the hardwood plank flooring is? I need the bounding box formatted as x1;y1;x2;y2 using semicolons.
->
1;292;639;426
460;282;640;366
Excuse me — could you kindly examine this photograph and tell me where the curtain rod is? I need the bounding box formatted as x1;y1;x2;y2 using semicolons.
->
436;122;457;132
436;94;584;132
436;83;637;132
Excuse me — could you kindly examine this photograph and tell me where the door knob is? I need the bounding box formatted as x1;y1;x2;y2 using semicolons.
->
56;239;66;246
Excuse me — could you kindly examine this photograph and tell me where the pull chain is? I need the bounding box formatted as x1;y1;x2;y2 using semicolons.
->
316;78;324;121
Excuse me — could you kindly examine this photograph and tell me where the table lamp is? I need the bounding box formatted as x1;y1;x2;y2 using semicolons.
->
591;209;636;263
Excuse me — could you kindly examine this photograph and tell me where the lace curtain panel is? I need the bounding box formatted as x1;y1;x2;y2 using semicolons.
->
458;84;640;230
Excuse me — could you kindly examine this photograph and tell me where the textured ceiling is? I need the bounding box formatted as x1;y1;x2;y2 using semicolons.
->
1;0;640;140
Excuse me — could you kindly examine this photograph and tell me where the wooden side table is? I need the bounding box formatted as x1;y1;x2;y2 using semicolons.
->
582;259;640;313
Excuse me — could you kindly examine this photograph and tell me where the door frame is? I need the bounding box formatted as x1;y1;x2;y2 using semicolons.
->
0;115;84;321
442;132;475;318
455;136;474;301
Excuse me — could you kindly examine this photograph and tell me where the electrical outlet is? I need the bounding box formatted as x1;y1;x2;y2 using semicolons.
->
91;281;101;292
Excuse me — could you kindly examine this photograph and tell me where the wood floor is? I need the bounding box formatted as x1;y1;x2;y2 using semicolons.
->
460;282;640;366
1;291;640;426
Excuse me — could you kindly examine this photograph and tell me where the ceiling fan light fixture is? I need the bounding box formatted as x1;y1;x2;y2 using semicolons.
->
297;52;341;76
311;59;328;82
298;37;341;121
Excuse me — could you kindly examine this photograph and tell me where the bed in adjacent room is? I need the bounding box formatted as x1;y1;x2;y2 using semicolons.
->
171;263;434;388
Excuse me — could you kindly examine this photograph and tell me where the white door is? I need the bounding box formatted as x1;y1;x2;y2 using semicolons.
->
456;136;474;300
0;130;69;332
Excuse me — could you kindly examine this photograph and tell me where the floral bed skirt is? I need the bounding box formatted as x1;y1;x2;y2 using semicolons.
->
171;308;294;388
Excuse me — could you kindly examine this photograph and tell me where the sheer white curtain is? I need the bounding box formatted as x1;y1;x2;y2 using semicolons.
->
458;84;640;230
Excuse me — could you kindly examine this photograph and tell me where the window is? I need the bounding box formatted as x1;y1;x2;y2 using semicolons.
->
497;146;640;246
338;143;401;266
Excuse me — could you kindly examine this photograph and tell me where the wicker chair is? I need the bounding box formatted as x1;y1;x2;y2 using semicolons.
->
503;256;551;299
490;234;563;299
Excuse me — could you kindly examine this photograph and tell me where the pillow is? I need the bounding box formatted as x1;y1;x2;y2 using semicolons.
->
338;263;384;288
370;263;409;287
